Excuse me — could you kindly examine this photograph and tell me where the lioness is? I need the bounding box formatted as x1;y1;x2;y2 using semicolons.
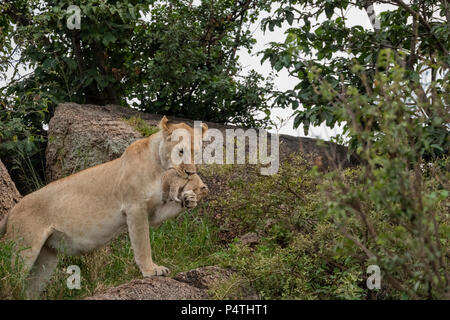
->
0;116;208;298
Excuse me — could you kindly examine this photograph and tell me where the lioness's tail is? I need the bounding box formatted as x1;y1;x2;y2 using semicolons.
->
0;212;8;237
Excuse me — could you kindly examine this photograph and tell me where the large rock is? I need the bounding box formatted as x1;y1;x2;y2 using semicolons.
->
174;266;235;289
45;103;353;300
46;103;143;182
0;160;21;220
86;266;253;300
175;266;259;299
86;276;208;300
46;103;355;182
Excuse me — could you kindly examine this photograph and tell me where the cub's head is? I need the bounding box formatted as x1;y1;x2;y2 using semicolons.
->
158;116;207;177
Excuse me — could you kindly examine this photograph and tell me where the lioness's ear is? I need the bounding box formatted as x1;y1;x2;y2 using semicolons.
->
201;123;208;137
159;116;170;133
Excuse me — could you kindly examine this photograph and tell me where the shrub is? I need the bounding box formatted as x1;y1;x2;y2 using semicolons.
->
316;50;449;299
205;146;448;299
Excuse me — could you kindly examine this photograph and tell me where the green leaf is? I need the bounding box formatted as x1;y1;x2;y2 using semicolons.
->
286;11;294;25
102;32;117;46
325;4;334;19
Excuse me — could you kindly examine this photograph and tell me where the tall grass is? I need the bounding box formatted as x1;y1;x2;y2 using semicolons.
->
0;240;27;300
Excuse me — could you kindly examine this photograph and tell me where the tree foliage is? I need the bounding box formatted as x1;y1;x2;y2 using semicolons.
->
262;0;449;156
0;0;273;191
1;0;273;121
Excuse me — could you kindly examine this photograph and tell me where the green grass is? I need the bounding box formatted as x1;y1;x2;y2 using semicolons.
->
122;116;160;137
0;240;27;300
150;210;222;273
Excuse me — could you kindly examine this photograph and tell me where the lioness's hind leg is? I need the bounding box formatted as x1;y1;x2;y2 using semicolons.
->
25;246;58;299
9;226;53;280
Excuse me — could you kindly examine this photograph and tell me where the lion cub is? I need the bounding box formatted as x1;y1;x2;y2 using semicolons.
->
162;169;208;206
162;168;189;204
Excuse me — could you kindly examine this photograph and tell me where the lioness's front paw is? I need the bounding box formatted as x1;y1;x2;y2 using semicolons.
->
144;265;170;277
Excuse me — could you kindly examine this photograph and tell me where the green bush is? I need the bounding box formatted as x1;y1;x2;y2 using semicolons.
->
313;50;449;299
204;146;448;299
203;156;368;299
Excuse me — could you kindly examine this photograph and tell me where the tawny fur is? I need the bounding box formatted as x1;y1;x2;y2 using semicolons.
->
162;168;189;203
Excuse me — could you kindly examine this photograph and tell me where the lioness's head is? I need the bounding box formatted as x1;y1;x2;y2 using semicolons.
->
158;116;208;177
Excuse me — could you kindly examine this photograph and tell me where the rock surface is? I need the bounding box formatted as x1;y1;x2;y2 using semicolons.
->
175;266;260;300
174;266;235;289
0;160;21;220
86;266;255;300
86;276;208;300
46;103;356;182
238;232;259;246
45;103;142;182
